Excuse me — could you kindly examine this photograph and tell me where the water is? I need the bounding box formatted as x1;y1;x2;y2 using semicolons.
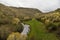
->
21;23;30;35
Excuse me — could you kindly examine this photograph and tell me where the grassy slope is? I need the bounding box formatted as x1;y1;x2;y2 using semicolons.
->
24;19;58;40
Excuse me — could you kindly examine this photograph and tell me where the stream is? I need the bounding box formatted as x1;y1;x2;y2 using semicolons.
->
21;23;30;35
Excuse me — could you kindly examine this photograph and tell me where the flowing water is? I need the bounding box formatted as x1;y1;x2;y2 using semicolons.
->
21;23;30;35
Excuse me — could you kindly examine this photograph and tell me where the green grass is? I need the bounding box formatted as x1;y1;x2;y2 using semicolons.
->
24;18;58;40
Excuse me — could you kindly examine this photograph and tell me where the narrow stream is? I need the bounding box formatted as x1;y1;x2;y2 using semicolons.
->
21;23;30;35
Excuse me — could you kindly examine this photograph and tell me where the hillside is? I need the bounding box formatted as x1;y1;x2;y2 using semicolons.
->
0;3;42;40
0;3;60;40
25;19;58;40
24;9;60;40
36;8;60;40
0;3;42;21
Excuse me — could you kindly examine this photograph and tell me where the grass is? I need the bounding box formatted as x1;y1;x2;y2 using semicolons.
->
24;18;58;40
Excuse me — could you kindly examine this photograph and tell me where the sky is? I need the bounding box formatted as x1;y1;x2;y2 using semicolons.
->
0;0;60;12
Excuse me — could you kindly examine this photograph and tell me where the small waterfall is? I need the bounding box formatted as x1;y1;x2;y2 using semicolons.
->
21;23;30;35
